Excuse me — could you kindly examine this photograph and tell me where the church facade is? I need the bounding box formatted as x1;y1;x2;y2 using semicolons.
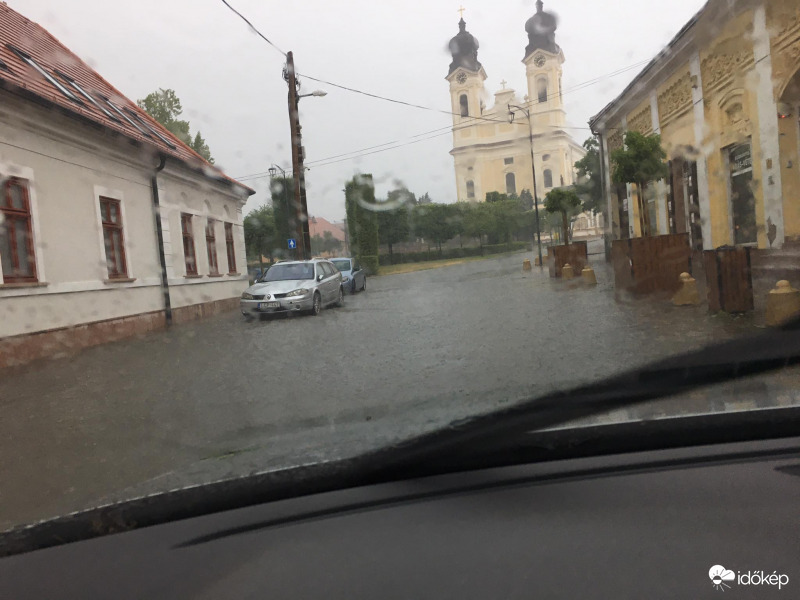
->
446;2;586;207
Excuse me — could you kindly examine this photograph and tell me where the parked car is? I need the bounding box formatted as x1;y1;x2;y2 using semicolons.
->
331;257;367;293
240;259;343;318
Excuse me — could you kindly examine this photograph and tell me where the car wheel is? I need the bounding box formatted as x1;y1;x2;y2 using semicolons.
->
362;277;367;292
351;280;357;294
311;292;322;316
336;286;344;307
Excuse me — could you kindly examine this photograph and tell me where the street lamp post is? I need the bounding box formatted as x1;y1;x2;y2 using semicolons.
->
284;51;326;260
509;103;543;268
268;164;292;259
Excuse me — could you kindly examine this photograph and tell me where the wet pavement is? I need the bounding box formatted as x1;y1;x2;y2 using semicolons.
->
0;246;792;529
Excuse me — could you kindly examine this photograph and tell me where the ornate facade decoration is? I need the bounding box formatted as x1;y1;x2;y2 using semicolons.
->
607;128;623;154
700;48;753;93
628;107;653;135
657;72;692;125
771;7;800;98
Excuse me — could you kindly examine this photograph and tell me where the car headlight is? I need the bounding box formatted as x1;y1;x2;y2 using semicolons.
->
286;288;309;297
242;292;254;300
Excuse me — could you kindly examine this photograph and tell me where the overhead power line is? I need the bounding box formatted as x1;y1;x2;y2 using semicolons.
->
220;0;287;56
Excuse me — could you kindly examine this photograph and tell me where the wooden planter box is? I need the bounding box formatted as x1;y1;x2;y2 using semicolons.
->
703;246;754;313
612;233;691;294
547;241;588;278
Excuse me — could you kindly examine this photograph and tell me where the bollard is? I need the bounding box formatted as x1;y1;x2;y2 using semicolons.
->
534;256;541;267
765;280;800;326
581;265;597;285
523;259;532;272
562;263;575;280
672;272;700;306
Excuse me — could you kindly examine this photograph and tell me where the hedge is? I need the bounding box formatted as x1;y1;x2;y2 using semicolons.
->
379;242;528;266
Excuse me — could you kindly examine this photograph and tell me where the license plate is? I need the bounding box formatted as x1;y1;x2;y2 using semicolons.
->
258;302;280;309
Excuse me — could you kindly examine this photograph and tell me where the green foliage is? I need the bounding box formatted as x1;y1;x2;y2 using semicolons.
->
310;230;343;255
412;203;461;253
270;176;294;253
376;187;415;256
461;201;494;246
378;242;527;266
244;205;277;261
574;137;603;214
610;131;668;188
485;191;510;203
544;188;581;245
519;189;534;211
189;132;214;164
345;174;380;273
417;192;432;205
137;88;214;163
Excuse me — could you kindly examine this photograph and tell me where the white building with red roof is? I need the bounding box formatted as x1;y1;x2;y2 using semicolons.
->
0;3;255;367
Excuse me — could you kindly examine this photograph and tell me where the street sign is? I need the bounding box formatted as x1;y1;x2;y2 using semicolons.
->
288;238;297;249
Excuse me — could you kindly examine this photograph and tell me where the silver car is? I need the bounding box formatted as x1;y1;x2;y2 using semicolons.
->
240;259;343;318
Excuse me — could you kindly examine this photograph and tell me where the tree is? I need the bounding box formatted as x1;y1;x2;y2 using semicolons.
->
270;176;294;254
544;188;581;245
610;131;668;236
137;88;214;163
417;192;432;205
244;205;277;269
345;174;380;273
519;189;534;211
413;203;459;254
311;231;343;256
485;191;510;204
461;202;494;249
189;132;213;164
574;137;604;215
377;187;415;261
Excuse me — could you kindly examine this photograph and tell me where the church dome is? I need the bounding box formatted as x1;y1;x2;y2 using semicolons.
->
525;0;559;58
448;18;482;76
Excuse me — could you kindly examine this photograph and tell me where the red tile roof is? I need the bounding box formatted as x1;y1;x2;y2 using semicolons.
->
0;3;254;195
309;216;346;241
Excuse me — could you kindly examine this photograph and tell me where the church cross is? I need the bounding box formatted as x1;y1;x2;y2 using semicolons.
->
458;5;466;18
500;79;507;89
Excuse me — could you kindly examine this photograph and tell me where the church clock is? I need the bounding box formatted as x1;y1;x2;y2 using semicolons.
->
456;72;468;84
534;54;546;68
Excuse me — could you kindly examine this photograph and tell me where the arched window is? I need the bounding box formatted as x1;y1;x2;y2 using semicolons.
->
459;94;469;117
506;173;517;196
466;180;475;199
543;169;553;188
537;78;548;103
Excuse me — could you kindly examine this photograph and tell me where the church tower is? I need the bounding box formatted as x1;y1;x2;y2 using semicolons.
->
522;0;566;132
446;17;487;127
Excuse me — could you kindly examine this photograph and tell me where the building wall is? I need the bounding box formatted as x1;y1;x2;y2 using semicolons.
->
594;0;800;249
0;90;248;345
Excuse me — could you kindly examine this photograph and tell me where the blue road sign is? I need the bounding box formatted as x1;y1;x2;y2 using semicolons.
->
288;238;297;249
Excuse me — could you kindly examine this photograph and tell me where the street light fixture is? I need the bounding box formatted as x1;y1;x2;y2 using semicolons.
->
509;103;543;268
299;90;327;98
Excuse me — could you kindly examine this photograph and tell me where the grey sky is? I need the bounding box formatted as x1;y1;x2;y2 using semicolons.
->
13;0;706;221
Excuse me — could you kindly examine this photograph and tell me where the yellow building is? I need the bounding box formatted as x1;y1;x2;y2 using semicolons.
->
446;2;586;206
590;0;800;250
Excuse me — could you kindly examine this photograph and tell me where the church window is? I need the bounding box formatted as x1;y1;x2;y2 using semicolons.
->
544;169;553;188
504;157;514;165
537;77;548;103
466;180;475;199
459;94;469;117
506;173;517;196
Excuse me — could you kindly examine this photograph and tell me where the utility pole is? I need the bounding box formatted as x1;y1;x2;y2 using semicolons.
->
509;104;543;267
285;51;310;260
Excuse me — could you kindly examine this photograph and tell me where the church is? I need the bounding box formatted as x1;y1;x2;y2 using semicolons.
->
446;2;586;206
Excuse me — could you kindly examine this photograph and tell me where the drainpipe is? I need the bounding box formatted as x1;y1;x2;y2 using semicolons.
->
151;154;172;325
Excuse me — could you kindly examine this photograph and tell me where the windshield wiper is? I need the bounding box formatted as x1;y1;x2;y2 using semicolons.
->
2;318;798;557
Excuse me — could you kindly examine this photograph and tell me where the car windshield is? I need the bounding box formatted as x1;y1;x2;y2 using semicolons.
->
261;263;315;282
1;0;799;537
331;260;351;272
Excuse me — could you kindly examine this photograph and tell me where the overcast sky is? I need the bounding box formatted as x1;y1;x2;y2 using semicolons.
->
13;0;706;221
